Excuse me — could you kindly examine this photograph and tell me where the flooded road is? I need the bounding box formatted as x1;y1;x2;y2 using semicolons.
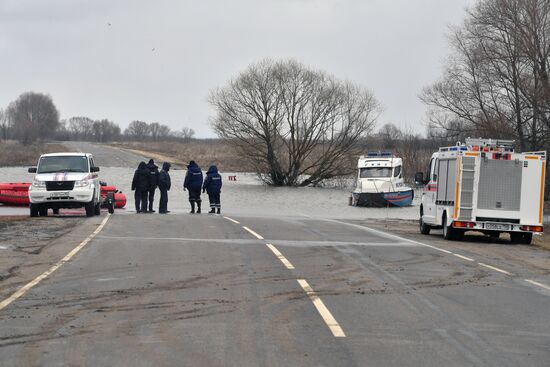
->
0;142;548;366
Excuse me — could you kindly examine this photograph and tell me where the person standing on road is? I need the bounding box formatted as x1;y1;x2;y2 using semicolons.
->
131;161;150;213
183;160;203;214
202;165;222;214
146;159;159;213
158;162;171;214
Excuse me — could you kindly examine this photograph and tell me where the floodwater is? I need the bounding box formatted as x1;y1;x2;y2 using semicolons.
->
0;166;420;220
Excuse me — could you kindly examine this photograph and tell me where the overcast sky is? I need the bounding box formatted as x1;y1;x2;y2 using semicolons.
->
0;0;474;138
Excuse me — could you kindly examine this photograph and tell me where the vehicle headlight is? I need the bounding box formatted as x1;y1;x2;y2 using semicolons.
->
74;179;90;187
32;180;46;188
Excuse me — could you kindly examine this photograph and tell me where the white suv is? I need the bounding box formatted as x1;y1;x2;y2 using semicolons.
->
28;153;101;217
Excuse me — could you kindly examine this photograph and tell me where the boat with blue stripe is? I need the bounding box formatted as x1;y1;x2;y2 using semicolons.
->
350;152;414;208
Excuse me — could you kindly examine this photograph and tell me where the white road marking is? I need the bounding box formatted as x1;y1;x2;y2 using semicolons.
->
266;244;295;269
453;253;474;261
524;279;550;291
224;216;240;224
0;214;111;312
477;262;513;276
96;275;136;282
297;279;346;337
0;246;9;250
324;219;453;254
242;226;264;240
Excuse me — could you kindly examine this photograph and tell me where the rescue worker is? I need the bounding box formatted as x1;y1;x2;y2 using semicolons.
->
158;162;171;214
183;160;203;214
146;159;159;213
131;161;150;213
202;165;222;214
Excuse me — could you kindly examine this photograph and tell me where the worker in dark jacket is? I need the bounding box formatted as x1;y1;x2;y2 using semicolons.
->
131;161;150;213
146;159;159;213
202;165;222;214
183;160;203;214
158;162;171;214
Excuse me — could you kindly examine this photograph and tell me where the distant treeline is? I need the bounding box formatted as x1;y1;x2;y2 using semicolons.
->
0;91;195;144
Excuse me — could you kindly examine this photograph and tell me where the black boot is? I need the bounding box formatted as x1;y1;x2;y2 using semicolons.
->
190;202;195;214
217;207;221;214
197;202;201;214
209;208;215;214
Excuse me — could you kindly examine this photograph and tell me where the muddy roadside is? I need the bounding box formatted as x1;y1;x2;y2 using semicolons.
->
355;218;550;274
0;215;106;301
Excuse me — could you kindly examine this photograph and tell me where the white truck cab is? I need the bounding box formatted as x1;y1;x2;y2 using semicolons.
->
28;152;101;217
416;138;546;244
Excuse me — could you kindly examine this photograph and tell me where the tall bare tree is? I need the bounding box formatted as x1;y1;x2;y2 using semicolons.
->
210;59;380;186
0;108;10;141
421;0;550;152
124;120;150;141
8;92;60;145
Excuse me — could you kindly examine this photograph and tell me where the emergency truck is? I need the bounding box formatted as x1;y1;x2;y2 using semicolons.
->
415;138;546;244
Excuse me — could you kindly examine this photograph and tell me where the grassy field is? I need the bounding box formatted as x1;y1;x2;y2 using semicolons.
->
0;141;70;167
111;140;254;172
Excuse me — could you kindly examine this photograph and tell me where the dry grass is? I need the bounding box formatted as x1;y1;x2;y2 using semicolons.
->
0;141;70;167
112;141;254;171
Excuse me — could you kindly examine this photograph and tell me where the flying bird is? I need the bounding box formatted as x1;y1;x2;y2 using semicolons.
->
107;22;111;26
152;48;156;51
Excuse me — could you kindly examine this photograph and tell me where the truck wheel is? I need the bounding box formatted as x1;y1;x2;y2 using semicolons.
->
511;232;532;245
53;208;60;215
108;202;114;214
30;204;39;217
419;208;430;235
39;205;48;217
442;213;456;240
85;201;95;217
94;203;101;215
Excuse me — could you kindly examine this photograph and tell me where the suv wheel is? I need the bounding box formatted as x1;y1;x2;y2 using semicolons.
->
94;202;101;215
85;200;95;217
39;205;48;217
30;204;39;217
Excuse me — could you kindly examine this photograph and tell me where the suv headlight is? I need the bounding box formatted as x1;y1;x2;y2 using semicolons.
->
32;180;46;188
74;179;90;187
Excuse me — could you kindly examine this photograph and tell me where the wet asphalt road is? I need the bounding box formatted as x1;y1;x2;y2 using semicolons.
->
0;212;549;367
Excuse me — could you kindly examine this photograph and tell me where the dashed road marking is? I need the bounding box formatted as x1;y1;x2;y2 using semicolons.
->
524;279;550;291
297;279;346;337
242;226;264;240
478;262;513;276
266;244;295;269
453;253;474;261
224;216;240;224
0;214;111;312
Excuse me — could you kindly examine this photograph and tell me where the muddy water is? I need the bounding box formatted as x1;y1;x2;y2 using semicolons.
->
0;166;419;219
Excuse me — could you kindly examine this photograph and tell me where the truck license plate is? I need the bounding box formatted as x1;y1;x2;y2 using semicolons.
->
50;191;69;198
485;223;509;231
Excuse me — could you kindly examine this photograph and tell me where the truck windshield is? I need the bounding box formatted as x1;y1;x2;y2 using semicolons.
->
360;167;392;178
37;156;89;174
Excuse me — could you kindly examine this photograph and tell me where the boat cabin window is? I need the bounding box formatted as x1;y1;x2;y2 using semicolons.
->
360;167;392;178
393;165;402;178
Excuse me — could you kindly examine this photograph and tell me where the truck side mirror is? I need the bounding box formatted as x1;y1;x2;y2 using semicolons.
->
414;172;425;185
28;167;37;173
91;166;100;172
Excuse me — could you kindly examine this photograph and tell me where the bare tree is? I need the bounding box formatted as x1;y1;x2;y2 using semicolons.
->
124;120;150;141
67;116;94;140
210;59;380;186
180;127;195;141
0;108;10;141
421;0;550;152
8;92;60;144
